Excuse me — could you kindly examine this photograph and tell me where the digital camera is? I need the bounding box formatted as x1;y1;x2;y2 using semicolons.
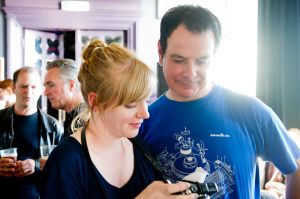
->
177;180;218;199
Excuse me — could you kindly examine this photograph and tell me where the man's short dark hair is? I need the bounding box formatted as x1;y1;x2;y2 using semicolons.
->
13;66;40;85
159;5;222;55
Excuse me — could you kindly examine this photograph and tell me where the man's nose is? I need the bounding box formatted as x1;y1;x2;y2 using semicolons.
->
44;87;48;95
183;61;197;78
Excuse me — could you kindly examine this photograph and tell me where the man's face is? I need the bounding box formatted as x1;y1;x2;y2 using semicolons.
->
44;67;69;110
13;71;42;109
158;24;215;102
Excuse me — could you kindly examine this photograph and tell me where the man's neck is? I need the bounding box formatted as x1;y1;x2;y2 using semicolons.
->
166;81;214;102
14;104;37;116
65;98;83;113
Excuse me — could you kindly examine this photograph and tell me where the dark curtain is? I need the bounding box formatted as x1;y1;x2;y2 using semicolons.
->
257;0;300;129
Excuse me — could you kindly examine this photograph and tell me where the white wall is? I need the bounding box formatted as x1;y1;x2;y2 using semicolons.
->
209;0;258;96
6;15;23;78
0;0;4;57
137;0;160;75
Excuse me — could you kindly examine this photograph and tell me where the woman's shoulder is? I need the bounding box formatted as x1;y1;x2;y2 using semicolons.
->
49;136;84;163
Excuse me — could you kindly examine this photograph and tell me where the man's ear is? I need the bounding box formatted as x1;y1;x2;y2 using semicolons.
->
158;40;164;66
12;84;16;94
69;79;76;91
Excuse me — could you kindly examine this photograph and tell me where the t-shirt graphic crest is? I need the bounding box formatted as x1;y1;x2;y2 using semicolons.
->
156;127;235;198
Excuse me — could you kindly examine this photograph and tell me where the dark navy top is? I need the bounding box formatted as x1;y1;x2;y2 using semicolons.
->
13;112;39;160
42;136;159;199
0;112;40;199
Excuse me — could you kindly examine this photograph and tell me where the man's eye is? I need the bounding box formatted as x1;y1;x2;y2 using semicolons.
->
47;83;55;88
196;58;210;65
195;61;205;65
174;59;185;63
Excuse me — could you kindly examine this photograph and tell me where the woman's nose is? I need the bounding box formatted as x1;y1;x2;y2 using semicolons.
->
137;102;150;119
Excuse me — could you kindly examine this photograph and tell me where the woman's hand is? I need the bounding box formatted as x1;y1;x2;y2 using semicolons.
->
135;181;198;199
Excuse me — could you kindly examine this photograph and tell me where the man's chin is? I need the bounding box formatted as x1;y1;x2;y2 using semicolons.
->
50;103;60;110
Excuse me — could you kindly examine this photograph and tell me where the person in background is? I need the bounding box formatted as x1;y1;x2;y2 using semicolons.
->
260;162;285;199
138;5;300;199
42;39;198;199
261;128;300;199
0;67;63;199
0;79;16;109
44;59;86;138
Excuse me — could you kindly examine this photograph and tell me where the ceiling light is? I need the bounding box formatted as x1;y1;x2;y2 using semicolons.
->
60;1;90;12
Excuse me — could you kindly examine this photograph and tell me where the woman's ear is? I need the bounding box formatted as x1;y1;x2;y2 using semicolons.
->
87;92;98;111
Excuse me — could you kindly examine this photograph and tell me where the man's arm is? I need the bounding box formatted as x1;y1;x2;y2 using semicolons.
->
285;158;300;199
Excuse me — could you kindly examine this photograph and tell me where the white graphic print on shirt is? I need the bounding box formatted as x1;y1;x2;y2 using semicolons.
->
156;127;235;198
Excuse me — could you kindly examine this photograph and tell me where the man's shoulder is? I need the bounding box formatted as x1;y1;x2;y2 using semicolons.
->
38;108;63;131
0;107;13;121
219;86;264;108
38;108;58;122
148;95;168;109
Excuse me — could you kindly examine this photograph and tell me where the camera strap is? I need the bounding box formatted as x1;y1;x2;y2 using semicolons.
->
129;137;167;181
81;125;108;198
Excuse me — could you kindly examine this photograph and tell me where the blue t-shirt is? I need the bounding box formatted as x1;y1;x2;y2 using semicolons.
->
42;136;158;199
139;85;300;199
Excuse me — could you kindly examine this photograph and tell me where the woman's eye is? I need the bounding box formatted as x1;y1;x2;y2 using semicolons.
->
125;103;137;108
146;98;153;104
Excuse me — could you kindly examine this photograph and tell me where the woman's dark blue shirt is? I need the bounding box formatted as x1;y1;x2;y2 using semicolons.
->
42;136;158;199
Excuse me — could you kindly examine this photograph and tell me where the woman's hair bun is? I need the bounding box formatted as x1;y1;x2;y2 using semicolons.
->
82;39;107;61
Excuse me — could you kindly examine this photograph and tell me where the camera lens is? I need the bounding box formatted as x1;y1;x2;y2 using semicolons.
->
190;184;198;193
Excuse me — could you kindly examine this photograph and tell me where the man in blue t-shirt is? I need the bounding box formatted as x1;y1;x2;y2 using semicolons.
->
139;5;300;199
